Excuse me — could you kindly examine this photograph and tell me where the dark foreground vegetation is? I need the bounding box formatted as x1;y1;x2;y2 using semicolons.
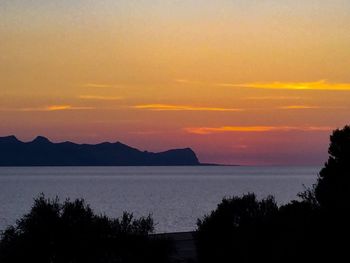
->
196;125;350;262
1;125;349;262
0;197;172;263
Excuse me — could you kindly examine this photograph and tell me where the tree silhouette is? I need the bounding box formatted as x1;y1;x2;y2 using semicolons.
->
315;125;350;211
0;194;172;263
196;193;278;262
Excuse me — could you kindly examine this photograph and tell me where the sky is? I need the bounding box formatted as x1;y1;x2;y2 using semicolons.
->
1;0;350;165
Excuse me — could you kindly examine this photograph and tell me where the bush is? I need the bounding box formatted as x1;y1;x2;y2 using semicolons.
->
0;194;172;263
195;194;329;262
196;193;278;263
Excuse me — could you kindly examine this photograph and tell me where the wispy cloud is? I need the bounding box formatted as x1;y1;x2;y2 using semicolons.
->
30;105;94;112
132;104;244;112
185;126;332;134
0;105;94;112
174;79;202;85
45;105;75;111
82;83;118;88
218;80;350;91
278;105;347;110
174;79;350;91
79;95;123;101
129;131;161;135
279;105;321;110
174;79;192;84
245;96;302;100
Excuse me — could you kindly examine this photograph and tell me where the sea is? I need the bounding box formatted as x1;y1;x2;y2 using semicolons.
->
0;166;320;233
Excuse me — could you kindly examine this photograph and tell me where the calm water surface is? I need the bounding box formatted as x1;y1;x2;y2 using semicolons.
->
0;166;319;233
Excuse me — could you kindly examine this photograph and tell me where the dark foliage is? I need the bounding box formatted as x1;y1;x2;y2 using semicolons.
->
196;125;350;262
196;194;279;263
0;195;172;263
196;195;340;262
315;125;350;211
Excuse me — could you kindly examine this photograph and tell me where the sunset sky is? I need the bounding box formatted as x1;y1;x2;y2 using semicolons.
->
1;0;350;165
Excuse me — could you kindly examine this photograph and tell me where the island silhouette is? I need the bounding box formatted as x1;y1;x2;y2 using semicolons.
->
0;135;200;166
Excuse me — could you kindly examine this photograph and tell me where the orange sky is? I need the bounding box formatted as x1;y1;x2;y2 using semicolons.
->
1;0;350;165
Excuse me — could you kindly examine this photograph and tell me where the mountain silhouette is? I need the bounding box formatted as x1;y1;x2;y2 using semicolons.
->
0;136;200;166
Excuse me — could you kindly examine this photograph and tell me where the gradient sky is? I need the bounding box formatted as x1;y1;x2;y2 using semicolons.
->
1;0;350;165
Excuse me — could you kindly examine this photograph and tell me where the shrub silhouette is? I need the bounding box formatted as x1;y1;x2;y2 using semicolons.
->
0;194;172;263
196;193;278;262
196;195;331;262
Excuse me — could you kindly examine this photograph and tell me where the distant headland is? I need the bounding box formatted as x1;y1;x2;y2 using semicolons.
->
0;135;200;166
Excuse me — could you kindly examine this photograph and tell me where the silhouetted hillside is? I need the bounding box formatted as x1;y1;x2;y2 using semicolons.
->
0;136;200;166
